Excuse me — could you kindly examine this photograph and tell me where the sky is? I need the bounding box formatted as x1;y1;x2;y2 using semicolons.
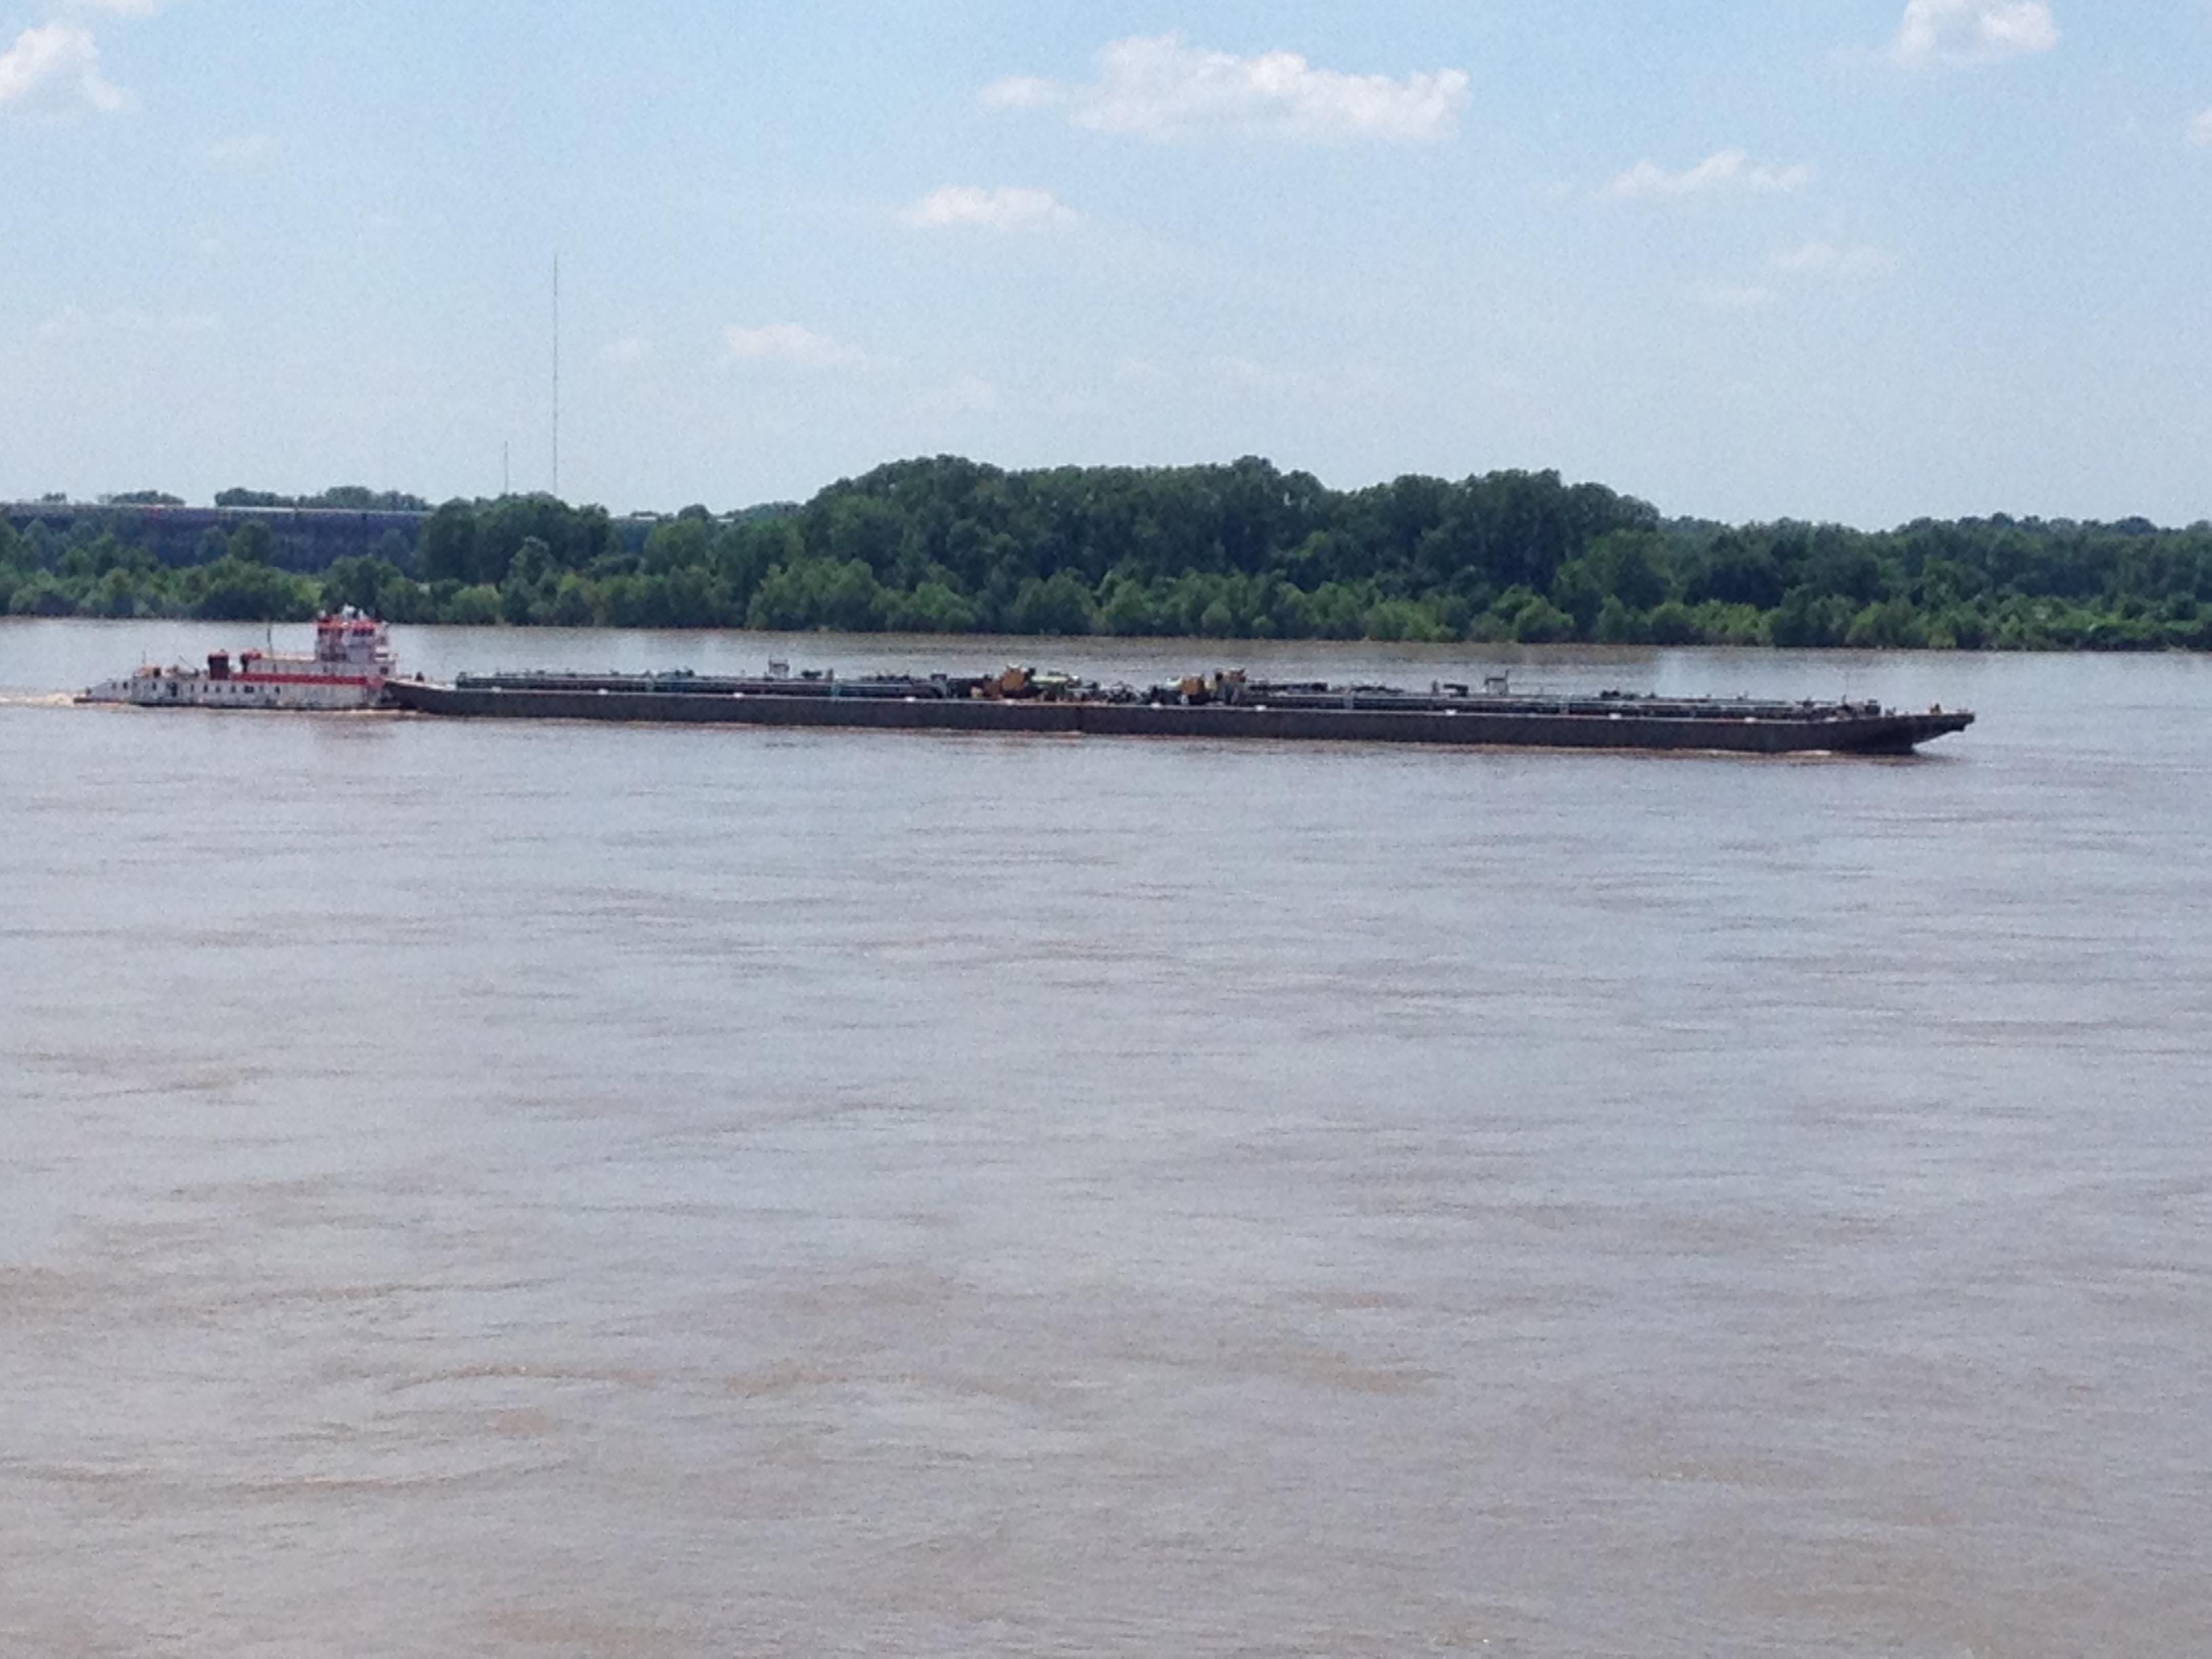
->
1;1;2209;527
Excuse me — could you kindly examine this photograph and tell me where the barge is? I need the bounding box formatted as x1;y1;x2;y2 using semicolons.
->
382;664;1974;755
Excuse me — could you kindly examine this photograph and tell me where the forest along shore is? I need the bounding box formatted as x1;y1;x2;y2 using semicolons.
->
9;456;2209;650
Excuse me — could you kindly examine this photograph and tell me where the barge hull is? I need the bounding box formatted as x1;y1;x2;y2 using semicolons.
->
381;680;1971;755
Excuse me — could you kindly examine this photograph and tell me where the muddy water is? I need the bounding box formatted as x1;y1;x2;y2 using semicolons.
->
3;621;2209;1656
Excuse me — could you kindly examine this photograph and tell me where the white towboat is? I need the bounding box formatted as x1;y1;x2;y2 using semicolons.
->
80;609;394;710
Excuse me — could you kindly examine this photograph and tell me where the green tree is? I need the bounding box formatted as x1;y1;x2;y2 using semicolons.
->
1687;531;1786;610
420;501;479;586
1846;596;1929;649
228;519;275;566
888;581;980;632
1006;570;1097;635
192;556;312;621
1644;600;1704;645
444;584;502;625
9;573;76;615
1769;586;1856;648
642;516;712;575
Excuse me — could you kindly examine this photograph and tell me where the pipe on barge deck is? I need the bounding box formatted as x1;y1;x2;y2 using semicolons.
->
380;677;1974;755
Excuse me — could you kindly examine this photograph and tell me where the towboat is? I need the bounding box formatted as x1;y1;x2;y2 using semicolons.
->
81;609;394;711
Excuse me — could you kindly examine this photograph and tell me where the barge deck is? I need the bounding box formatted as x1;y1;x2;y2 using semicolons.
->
382;667;1974;755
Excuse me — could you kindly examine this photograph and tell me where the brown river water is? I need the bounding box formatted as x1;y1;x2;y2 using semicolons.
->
3;620;2209;1656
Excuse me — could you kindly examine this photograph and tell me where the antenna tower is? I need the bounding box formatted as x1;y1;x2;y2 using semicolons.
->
551;255;562;501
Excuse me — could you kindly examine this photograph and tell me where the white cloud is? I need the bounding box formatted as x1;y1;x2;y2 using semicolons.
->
37;304;218;336
1605;150;1814;201
2190;109;2212;147
724;323;871;370
1210;354;1308;394
600;335;652;369
914;375;999;414
900;186;1077;232
37;304;93;337
0;22;127;115
201;132;276;165
1690;282;1776;312
112;306;218;333
1891;0;2058;66
984;33;1469;144
1771;241;1900;279
981;76;1059;111
1690;242;1898;314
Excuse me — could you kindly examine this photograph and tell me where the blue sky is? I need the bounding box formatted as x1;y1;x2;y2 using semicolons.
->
2;1;2208;526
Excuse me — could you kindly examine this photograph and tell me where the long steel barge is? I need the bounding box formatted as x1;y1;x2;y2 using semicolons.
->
382;665;1973;754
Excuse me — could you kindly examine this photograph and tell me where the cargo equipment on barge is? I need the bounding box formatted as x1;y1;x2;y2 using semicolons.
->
382;663;1973;754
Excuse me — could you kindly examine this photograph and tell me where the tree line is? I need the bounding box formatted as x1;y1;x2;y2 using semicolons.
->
7;455;2212;650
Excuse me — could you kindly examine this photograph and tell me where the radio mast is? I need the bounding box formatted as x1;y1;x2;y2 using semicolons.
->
551;255;562;501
